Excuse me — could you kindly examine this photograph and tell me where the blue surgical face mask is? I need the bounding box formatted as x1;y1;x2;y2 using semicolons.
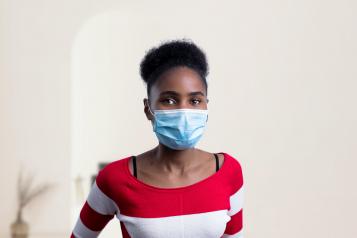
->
148;103;209;150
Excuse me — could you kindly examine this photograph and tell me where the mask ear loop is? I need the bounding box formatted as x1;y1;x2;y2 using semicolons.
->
206;97;209;123
147;99;156;129
147;99;155;117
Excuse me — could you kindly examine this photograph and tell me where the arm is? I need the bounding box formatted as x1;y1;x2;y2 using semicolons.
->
222;184;244;237
70;169;118;238
222;158;244;238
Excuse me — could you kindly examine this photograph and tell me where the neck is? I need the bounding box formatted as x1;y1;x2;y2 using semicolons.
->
151;144;200;174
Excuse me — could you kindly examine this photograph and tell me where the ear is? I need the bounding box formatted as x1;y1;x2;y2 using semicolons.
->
143;98;153;121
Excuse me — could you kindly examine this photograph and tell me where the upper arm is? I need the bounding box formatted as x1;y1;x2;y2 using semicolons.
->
71;169;118;238
223;156;244;237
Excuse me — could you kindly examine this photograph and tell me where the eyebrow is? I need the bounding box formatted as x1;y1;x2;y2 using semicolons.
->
159;90;205;97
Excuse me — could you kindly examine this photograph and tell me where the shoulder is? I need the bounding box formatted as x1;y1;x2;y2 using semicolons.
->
95;155;131;194
225;152;243;174
222;152;244;192
220;151;242;168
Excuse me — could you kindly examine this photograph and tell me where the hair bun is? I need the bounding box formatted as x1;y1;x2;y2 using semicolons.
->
140;38;209;84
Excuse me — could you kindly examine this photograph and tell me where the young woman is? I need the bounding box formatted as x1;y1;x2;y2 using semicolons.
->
71;39;244;238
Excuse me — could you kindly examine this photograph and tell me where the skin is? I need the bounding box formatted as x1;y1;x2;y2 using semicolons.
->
128;66;224;188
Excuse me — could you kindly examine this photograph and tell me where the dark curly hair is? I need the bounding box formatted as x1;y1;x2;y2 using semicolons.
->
140;39;209;97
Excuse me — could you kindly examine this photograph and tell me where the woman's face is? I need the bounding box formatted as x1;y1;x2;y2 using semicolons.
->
144;66;208;121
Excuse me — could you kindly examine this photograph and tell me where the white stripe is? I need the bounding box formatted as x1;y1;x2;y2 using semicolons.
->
87;180;119;215
228;184;244;216
73;217;100;238
117;209;230;238
222;228;244;238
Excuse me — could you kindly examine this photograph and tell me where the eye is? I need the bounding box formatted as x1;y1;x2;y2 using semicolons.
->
191;98;202;105
160;98;176;105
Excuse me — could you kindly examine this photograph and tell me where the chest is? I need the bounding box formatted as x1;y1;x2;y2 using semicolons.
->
114;180;232;238
117;209;230;238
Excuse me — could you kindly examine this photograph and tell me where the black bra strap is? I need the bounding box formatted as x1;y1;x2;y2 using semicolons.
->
132;156;137;178
214;153;219;172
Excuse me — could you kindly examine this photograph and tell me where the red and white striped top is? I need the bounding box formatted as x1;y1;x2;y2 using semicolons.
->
70;152;244;238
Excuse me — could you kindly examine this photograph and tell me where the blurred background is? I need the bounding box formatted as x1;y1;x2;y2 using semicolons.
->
1;0;356;237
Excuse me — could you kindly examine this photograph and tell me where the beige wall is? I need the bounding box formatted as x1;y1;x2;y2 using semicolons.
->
1;0;356;237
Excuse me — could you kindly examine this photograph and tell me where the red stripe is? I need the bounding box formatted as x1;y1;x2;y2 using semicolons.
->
224;209;243;235
120;220;132;238
101;153;241;218
79;201;115;231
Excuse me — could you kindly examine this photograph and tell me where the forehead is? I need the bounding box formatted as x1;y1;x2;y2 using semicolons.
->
150;66;206;97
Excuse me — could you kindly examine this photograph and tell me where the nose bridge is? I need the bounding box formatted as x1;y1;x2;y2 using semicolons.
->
178;97;192;109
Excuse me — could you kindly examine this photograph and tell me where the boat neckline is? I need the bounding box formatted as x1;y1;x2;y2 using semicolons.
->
124;152;228;192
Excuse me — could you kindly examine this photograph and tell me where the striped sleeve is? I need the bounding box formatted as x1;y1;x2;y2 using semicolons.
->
222;158;244;238
70;169;118;238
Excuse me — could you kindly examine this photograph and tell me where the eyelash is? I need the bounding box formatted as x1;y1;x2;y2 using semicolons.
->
161;98;202;105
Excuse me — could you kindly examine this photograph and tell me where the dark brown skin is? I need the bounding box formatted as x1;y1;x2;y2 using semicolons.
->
128;66;224;188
